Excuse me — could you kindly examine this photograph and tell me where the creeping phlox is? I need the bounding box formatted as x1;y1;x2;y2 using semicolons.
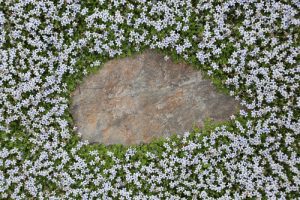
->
0;0;299;199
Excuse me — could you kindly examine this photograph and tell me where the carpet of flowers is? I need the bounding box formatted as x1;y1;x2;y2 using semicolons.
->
0;0;299;199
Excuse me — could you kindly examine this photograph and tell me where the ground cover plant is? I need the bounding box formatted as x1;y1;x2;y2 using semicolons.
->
0;0;299;199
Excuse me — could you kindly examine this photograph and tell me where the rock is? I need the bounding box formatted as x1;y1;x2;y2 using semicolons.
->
70;50;240;145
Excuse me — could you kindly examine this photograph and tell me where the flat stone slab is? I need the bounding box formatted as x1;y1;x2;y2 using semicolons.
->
70;50;240;145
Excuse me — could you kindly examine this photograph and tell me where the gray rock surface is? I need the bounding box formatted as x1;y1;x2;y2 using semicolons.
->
70;50;240;145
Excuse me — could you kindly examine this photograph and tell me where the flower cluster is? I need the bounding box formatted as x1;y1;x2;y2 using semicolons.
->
0;0;299;199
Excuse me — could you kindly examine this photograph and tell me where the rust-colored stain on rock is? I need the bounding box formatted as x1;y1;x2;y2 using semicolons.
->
70;50;240;145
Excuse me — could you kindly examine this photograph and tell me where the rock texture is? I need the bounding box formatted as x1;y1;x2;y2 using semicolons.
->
70;50;240;145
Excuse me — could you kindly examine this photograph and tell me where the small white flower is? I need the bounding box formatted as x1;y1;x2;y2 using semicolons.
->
164;55;169;61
